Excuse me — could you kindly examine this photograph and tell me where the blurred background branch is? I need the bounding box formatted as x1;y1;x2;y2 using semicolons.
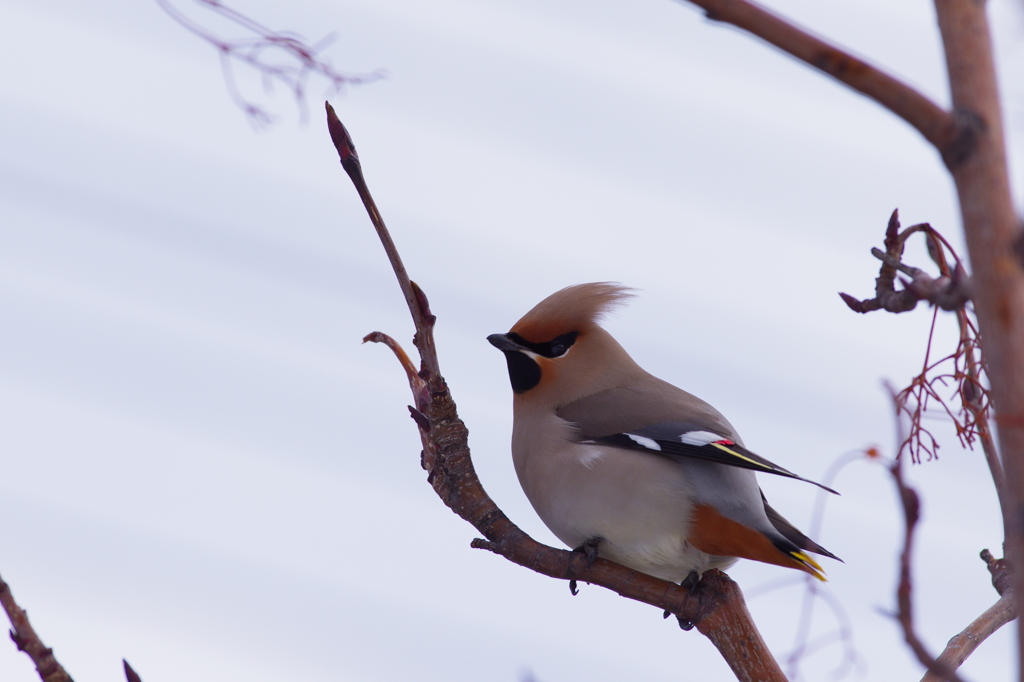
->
155;0;384;125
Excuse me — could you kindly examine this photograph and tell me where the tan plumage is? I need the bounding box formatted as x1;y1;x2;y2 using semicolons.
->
488;283;838;583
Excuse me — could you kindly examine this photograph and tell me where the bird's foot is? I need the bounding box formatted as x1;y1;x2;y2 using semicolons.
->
680;570;700;591
568;536;603;596
675;571;713;631
573;536;603;568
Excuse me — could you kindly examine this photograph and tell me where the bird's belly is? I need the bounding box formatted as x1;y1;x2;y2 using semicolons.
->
517;445;735;582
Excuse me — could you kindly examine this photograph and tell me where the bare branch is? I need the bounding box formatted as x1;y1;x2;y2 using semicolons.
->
921;567;1016;682
674;0;967;160
960;317;1005;522
842;212;991;470
840;210;970;315
156;0;384;124
123;660;143;682
362;331;426;397
887;449;967;682
981;549;1013;597
0;571;73;682
327;103;787;682
930;6;1024;661
327;104;439;381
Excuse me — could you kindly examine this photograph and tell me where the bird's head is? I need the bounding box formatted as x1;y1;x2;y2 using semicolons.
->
488;282;640;405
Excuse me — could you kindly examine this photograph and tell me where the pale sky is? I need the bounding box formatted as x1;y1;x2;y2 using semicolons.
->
2;0;1023;680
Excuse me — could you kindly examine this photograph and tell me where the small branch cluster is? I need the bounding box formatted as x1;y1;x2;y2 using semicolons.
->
879;389;1015;682
156;0;385;125
839;209;969;314
840;210;991;466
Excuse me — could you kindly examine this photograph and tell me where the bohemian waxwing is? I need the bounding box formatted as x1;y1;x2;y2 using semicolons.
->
488;282;839;584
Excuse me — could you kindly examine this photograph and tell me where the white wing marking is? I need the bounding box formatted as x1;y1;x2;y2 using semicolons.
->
626;434;662;451
679;430;725;446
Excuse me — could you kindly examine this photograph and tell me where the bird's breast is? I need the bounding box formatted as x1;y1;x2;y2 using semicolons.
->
511;412;733;581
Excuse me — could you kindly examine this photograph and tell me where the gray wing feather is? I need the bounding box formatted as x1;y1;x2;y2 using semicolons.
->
761;491;841;560
555;376;743;444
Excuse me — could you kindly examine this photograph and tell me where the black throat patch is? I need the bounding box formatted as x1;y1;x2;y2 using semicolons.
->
503;351;541;394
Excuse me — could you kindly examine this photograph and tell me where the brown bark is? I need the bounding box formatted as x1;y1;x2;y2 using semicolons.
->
921;593;1016;682
888;448;966;682
932;4;1024;677
0;572;73;682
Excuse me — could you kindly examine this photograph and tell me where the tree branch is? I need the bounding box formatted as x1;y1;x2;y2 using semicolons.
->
123;660;143;682
0;571;73;682
326;102;787;682
959;312;1005;522
674;0;967;161
930;4;1024;671
921;551;1016;682
887;450;966;682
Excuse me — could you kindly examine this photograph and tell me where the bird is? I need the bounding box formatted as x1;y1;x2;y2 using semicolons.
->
487;282;839;586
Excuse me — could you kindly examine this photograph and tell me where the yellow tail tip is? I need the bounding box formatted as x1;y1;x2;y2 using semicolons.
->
791;551;828;582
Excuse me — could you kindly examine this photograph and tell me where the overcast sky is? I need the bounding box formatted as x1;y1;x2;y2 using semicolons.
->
2;0;1023;680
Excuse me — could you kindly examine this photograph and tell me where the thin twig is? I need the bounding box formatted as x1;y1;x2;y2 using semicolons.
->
842;211;990;468
156;0;384;124
123;660;143;682
327;103;439;380
958;309;1004;519
885;387;967;682
327;103;787;682
0;571;73;682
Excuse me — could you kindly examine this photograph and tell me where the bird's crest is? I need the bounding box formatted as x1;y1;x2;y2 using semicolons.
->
511;282;634;343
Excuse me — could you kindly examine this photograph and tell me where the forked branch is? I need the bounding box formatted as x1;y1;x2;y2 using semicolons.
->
839;209;970;315
326;101;786;682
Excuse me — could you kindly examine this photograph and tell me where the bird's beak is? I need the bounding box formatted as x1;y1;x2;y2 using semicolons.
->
487;333;525;353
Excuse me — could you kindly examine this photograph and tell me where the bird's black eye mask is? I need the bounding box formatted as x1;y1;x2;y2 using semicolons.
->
506;331;579;359
496;331;578;394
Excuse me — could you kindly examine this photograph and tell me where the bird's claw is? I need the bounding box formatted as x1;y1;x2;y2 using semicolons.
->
567;536;603;595
674;570;714;630
680;570;701;591
573;536;603;570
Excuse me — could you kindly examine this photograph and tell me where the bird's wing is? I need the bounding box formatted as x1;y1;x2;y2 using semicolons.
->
556;379;743;442
557;381;837;494
586;422;838;494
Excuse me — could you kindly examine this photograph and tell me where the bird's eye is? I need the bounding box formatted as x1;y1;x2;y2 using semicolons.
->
544;332;577;358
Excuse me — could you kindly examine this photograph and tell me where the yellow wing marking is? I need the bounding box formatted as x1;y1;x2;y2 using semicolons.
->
710;441;779;471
